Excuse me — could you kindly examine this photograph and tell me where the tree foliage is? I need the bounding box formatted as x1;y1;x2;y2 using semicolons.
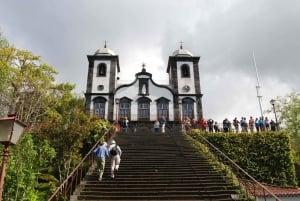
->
0;38;58;127
275;92;300;164
38;84;111;182
0;34;10;115
3;134;56;201
38;90;90;181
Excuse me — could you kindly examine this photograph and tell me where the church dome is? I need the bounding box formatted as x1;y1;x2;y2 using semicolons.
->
94;43;116;56
172;44;193;57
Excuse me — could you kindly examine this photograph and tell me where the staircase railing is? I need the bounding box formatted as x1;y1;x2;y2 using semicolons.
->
188;132;282;201
47;123;117;201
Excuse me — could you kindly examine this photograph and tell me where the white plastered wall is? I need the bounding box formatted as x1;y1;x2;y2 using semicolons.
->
92;60;111;93
114;79;174;121
177;61;195;94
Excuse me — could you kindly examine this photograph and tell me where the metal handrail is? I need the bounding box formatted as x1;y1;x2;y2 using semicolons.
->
189;132;282;201
47;123;117;201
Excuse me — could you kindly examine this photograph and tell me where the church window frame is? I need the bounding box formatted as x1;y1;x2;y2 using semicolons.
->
119;98;131;120
182;98;194;119
93;97;107;119
156;98;169;120
97;63;107;77
137;97;151;121
181;64;190;78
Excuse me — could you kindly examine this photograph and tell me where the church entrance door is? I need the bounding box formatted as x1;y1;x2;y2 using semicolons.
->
138;102;150;121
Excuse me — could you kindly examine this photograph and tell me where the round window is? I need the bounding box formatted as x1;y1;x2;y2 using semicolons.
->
98;85;104;91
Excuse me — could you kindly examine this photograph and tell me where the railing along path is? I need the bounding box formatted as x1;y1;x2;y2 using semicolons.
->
47;123;116;201
190;131;282;201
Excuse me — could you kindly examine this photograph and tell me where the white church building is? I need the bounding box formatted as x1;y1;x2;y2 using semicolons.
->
84;44;203;127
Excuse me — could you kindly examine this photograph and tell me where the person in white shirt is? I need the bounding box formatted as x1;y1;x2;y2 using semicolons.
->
108;140;122;179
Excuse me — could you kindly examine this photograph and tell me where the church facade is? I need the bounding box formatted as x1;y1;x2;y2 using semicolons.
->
84;44;203;125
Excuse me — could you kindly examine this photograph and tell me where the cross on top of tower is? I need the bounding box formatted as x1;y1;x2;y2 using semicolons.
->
142;62;146;72
179;41;184;49
104;40;107;48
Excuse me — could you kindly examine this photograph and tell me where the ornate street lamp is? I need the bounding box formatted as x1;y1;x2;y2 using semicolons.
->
0;116;26;201
270;99;279;130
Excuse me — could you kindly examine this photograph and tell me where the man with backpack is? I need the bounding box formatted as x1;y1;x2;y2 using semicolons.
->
109;140;122;179
92;141;109;181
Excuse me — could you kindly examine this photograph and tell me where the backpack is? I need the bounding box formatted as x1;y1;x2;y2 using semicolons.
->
122;120;128;128
110;146;118;156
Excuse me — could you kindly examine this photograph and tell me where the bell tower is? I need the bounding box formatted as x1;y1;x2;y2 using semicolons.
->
85;43;120;119
167;44;203;120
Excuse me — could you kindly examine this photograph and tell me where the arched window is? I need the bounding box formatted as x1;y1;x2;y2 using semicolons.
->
97;63;107;76
182;98;194;119
156;98;169;120
181;64;190;78
119;98;131;120
93;97;106;118
137;97;151;121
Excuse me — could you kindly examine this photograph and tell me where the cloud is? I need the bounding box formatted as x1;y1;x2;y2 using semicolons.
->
0;0;299;122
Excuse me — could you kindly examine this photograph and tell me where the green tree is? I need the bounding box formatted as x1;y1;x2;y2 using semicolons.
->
0;33;11;116
38;85;91;181
275;92;300;163
3;134;56;201
0;42;57;127
0;33;9;48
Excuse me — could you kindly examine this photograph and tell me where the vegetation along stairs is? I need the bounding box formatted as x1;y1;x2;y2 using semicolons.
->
72;127;240;201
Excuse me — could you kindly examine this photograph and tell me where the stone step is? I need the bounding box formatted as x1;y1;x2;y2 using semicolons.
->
76;193;235;201
74;131;237;200
82;182;236;189
79;190;235;197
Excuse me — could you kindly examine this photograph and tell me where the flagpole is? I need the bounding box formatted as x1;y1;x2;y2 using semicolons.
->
252;51;264;118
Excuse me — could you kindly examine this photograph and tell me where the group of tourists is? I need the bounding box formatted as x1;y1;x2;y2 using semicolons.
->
182;116;278;133
92;140;122;181
119;116;168;134
223;116;277;133
118;114;278;134
182;116;212;131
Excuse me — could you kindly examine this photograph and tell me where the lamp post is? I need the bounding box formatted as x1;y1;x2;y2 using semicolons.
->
270;99;279;131
178;98;182;121
178;98;184;132
115;98;120;122
0;116;26;201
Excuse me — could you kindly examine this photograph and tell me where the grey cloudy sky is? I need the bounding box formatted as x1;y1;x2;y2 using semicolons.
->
1;0;299;123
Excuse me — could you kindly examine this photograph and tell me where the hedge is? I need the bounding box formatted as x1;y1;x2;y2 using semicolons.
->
186;130;297;187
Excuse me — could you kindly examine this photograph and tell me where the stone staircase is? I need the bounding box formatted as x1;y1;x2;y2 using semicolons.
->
73;127;239;201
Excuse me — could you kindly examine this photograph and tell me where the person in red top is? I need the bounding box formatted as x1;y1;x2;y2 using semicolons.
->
249;116;255;133
199;118;207;131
